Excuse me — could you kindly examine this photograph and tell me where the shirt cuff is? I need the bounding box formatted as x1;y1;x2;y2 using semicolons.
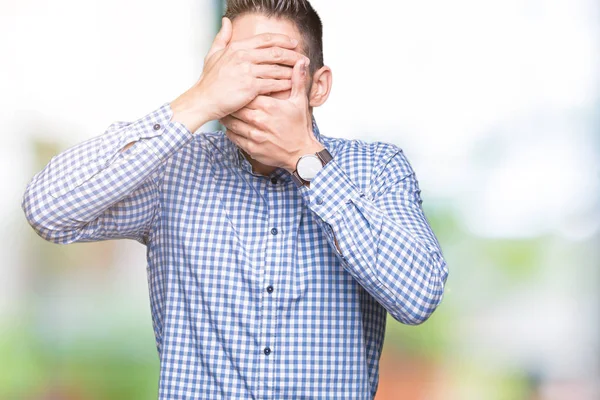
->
100;102;194;164
298;156;366;225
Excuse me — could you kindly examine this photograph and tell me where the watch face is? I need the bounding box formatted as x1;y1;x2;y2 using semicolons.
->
297;154;323;181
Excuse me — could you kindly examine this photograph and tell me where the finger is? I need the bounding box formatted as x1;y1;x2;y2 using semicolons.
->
255;78;292;95
225;129;252;153
230;108;252;123
245;95;276;111
221;115;255;139
252;64;294;80
232;33;298;51
206;17;233;60
290;58;310;100
231;108;268;128
250;47;309;67
230;108;253;124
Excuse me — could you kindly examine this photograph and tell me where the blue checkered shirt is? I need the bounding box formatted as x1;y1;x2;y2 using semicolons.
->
22;102;448;399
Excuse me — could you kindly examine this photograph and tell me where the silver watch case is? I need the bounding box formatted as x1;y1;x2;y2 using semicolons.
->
296;154;324;181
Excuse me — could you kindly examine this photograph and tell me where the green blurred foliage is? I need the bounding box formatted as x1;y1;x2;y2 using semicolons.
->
0;321;159;399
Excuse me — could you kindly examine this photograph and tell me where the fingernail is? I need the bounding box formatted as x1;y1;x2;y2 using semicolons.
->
291;38;298;46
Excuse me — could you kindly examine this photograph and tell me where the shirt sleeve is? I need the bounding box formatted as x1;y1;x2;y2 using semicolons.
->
21;102;194;245
297;144;449;325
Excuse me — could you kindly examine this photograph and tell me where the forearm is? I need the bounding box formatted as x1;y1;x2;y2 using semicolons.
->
22;102;193;243
118;97;208;153
299;154;448;325
325;199;447;325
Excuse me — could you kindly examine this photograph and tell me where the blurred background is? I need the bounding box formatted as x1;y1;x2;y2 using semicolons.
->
2;0;599;399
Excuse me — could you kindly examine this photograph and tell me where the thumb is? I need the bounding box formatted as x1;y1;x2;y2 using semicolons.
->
289;58;310;101
206;17;233;61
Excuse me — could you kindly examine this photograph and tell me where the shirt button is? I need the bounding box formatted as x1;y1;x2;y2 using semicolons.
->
153;123;161;131
316;196;323;205
266;285;274;294
271;228;278;235
264;347;271;355
270;177;278;184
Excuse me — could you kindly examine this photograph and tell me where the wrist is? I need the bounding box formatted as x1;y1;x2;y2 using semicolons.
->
285;139;326;173
169;91;211;134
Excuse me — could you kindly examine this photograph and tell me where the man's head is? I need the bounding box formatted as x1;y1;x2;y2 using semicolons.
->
224;0;331;107
225;0;323;75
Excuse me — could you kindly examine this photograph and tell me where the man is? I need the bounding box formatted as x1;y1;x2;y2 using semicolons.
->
22;0;448;398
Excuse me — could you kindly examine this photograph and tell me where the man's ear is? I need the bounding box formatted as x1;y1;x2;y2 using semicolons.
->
308;66;332;108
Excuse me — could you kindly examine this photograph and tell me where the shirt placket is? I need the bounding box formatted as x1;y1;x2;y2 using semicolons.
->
261;176;282;399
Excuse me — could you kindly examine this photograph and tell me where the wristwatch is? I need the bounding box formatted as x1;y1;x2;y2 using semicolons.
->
291;148;333;188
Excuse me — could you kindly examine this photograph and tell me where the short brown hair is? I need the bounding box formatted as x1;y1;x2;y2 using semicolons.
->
224;0;324;74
